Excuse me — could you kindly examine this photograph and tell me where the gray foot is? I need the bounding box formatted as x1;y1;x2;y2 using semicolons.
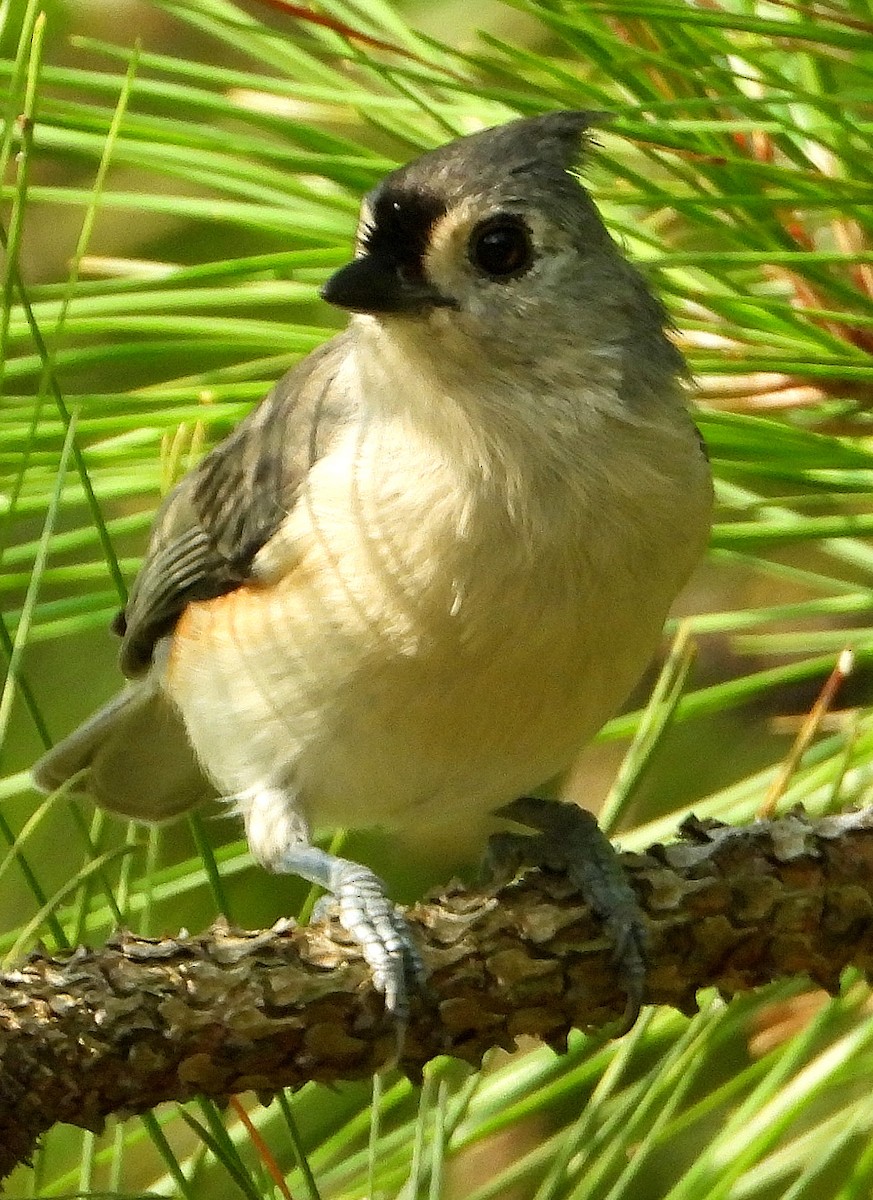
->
487;796;647;1034
283;844;425;1025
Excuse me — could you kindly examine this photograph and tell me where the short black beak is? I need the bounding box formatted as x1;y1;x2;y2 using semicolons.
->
320;254;453;315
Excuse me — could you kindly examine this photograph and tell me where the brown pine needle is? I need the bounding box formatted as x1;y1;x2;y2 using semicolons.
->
230;1094;297;1200
759;648;855;818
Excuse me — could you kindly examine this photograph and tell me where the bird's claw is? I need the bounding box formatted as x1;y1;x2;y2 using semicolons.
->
488;796;648;1032
329;862;426;1028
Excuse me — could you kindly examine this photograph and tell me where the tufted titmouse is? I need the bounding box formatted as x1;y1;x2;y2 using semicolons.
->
33;112;712;1023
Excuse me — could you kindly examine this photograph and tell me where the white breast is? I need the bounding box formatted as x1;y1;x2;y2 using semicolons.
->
163;353;710;861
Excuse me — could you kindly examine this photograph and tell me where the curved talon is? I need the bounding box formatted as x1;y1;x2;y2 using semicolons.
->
333;863;424;1021
268;840;425;1030
602;906;648;1034
490;796;649;1030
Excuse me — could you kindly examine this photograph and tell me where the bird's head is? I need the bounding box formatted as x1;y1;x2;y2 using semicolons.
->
322;113;663;358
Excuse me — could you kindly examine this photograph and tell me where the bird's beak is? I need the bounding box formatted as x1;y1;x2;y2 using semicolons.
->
320;254;453;315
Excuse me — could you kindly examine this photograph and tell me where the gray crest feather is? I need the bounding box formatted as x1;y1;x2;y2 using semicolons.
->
377;110;604;211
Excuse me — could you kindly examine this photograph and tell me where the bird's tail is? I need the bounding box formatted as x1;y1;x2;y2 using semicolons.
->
31;685;215;821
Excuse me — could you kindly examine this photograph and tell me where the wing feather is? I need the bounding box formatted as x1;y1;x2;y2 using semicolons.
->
118;332;355;677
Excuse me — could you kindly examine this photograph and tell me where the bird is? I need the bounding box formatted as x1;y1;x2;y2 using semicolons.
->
32;110;713;1027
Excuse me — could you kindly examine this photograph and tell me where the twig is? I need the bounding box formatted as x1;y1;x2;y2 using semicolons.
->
3;808;873;1179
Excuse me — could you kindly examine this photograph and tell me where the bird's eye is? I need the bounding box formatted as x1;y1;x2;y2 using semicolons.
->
469;217;534;279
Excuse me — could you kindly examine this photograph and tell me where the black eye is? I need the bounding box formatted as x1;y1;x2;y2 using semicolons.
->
469;217;534;279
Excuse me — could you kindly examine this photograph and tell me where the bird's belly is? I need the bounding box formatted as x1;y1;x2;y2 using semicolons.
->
163;550;665;850
163;418;708;854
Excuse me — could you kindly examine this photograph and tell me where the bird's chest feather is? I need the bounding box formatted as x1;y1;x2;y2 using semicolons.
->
165;418;705;828
243;428;607;692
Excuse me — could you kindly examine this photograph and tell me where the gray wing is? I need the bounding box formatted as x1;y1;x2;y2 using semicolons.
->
32;683;218;819
117;332;356;677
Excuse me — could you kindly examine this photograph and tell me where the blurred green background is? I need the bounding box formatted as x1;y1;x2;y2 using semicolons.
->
2;0;873;1196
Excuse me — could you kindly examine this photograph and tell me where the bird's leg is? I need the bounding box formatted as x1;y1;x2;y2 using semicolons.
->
240;786;425;1026
283;843;426;1023
485;796;647;1034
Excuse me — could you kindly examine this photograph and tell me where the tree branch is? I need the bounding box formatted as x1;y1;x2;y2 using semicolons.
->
3;808;873;1179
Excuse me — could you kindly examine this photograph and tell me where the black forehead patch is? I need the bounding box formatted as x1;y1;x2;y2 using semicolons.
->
360;185;447;278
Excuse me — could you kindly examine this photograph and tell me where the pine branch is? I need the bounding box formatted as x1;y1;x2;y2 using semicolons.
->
3;808;873;1179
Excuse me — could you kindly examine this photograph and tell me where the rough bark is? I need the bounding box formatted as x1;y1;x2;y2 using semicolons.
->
3;808;873;1179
